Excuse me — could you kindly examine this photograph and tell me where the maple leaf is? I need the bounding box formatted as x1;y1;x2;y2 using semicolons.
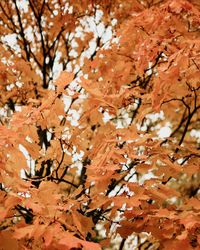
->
59;232;101;250
55;71;74;92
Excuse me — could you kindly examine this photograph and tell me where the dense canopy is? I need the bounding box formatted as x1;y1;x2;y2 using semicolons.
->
0;0;200;249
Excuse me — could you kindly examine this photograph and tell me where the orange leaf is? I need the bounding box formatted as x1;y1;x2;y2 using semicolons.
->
14;225;34;239
55;71;74;92
59;232;101;250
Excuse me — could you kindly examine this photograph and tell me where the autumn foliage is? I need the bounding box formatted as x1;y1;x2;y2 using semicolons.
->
0;0;200;249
